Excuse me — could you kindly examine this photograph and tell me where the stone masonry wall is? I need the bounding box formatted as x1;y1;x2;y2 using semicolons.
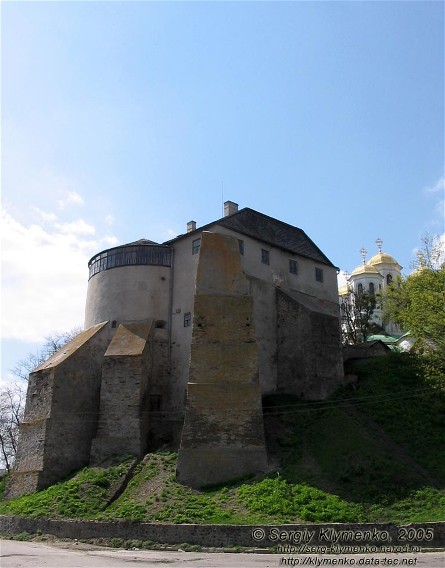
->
1;516;444;549
177;232;268;487
90;321;155;464
276;288;344;400
5;323;110;499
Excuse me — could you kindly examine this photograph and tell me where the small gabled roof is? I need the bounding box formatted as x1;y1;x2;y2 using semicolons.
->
165;207;336;268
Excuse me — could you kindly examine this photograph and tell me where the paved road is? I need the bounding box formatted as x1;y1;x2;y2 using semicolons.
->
1;540;444;568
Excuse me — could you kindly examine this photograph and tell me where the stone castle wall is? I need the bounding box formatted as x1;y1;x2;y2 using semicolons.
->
276;288;344;400
90;321;155;463
177;232;268;487
7;227;345;498
5;323;110;498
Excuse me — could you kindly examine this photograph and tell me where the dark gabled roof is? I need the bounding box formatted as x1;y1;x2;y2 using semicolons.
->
125;238;160;246
164;207;336;268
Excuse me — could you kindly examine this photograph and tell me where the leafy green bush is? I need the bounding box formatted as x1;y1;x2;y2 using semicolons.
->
238;476;363;523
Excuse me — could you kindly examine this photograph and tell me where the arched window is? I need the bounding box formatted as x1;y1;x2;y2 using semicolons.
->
387;274;392;285
357;283;363;295
369;282;375;295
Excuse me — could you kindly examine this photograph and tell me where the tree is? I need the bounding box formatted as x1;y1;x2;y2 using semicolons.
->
11;327;82;382
382;234;445;355
0;383;26;473
383;267;445;354
1;327;82;471
340;288;380;345
412;233;445;272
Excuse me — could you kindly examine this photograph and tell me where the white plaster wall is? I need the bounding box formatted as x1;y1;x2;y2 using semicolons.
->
374;262;401;290
84;265;170;328
348;273;386;329
84;226;341;413
211;225;339;302
168;226;340;403
350;273;384;294
169;235;201;411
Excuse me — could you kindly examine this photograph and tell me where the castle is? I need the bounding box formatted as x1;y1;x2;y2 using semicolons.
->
6;202;345;497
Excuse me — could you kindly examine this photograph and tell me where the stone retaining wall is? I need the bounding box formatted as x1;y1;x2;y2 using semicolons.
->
1;517;444;550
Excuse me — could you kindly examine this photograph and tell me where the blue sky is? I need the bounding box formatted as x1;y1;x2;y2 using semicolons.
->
2;1;444;383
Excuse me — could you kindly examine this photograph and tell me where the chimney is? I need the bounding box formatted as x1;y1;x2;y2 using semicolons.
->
224;201;238;217
187;220;196;233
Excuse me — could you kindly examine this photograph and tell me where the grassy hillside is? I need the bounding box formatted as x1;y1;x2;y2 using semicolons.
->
1;353;444;524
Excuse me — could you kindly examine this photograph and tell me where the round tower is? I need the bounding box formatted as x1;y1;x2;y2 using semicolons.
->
84;239;172;329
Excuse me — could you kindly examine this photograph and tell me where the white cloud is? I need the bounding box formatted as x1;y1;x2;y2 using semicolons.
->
435;198;444;219
33;207;57;223
102;235;119;246
57;190;85;209
424;175;445;194
55;219;96;236
67;191;85;205
1;208;117;343
164;228;177;240
337;270;348;289
105;214;114;226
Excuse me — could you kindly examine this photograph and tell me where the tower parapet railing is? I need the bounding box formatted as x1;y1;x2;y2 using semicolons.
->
88;244;172;279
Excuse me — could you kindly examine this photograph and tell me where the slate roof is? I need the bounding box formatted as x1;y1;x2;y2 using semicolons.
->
165;207;336;268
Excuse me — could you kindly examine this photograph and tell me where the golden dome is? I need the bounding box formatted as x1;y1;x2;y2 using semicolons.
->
368;252;401;269
350;263;381;277
338;284;350;296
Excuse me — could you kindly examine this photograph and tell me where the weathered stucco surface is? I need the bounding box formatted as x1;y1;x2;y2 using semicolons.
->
177;232;268;487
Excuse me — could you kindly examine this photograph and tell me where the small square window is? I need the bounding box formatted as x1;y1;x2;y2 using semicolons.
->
184;312;192;327
192;238;201;255
289;259;298;274
315;267;324;283
261;249;270;265
149;395;162;412
238;239;244;255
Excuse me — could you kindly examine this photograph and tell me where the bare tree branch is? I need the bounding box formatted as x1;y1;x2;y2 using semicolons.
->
2;327;83;471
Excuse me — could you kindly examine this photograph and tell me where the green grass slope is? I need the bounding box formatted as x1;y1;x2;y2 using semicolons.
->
1;353;444;524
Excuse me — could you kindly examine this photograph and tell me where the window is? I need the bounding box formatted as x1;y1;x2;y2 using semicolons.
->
111;320;117;328
238;239;244;255
192;238;201;255
369;282;375;295
184;312;192;327
149;395;162;412
289;259;298;274
386;274;392;285
261;249;270;265
357;283;363;295
315;267;324;283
